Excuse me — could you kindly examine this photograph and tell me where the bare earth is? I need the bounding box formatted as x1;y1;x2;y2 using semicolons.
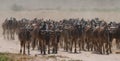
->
0;10;120;61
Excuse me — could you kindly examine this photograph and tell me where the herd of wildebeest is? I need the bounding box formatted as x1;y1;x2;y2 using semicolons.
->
2;17;120;55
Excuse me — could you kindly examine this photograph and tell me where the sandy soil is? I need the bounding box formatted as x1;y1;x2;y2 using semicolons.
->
0;10;120;61
0;36;120;61
0;10;120;22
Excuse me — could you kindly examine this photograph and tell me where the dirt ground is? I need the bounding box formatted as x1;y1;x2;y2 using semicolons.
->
0;10;120;61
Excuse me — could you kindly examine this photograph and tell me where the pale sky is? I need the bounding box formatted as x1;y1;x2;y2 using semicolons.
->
0;0;119;11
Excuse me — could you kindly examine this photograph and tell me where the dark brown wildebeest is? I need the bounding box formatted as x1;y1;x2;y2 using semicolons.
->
2;17;18;40
69;25;79;53
18;26;32;55
84;21;93;51
30;24;39;50
49;29;62;54
39;30;47;55
96;21;112;54
108;22;120;49
78;19;86;51
3;17;119;55
55;29;62;53
49;30;56;54
2;19;8;39
62;24;71;52
30;21;47;55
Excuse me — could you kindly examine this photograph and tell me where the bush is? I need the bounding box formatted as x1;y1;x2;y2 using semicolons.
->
0;55;10;61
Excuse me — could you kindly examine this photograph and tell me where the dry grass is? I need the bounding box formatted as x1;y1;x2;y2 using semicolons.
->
68;60;82;61
0;52;35;61
0;52;83;61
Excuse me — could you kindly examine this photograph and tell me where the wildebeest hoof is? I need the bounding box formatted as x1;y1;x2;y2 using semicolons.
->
74;51;77;53
23;53;26;55
48;51;50;54
28;53;30;55
20;50;22;54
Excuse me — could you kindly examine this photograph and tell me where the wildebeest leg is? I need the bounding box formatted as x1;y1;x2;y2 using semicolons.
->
27;41;30;55
93;41;96;52
43;40;46;55
52;47;55;54
10;30;13;40
60;37;64;48
20;41;23;54
52;39;55;54
68;40;71;52
118;40;120;49
98;45;102;54
39;40;42;54
95;40;99;53
79;41;83;51
53;40;57;54
108;38;112;54
94;40;98;52
11;30;15;40
23;42;26;55
7;30;9;40
74;39;77;53
89;41;92;51
116;39;120;49
102;43;105;54
86;39;90;51
70;40;73;53
55;35;60;54
55;42;58;54
78;40;81;52
108;42;112;54
82;39;85;51
63;38;65;50
37;40;41;50
105;43;109;55
79;38;84;51
64;38;68;52
97;39;102;54
66;42;69;52
39;39;43;54
65;40;68;51
2;28;6;39
38;39;42;54
48;42;50;54
91;40;94;51
85;38;88;51
32;38;36;50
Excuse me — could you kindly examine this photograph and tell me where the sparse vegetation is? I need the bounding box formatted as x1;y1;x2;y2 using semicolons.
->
0;53;14;61
0;52;84;61
0;52;34;61
68;59;83;61
57;55;69;58
60;59;83;61
0;55;11;61
47;55;56;58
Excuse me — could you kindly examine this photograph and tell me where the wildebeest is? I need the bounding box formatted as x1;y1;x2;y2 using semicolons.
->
2;17;120;55
2;17;18;40
18;24;33;55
